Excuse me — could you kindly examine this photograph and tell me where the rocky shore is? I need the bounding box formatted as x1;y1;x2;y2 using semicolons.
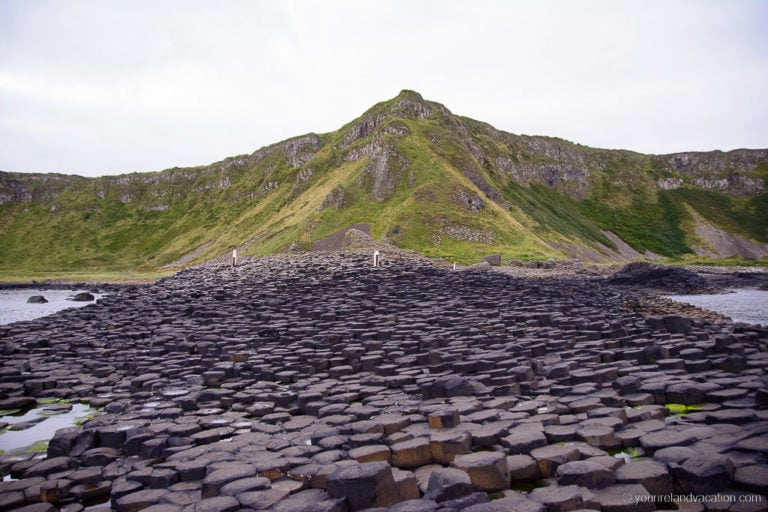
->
0;252;766;512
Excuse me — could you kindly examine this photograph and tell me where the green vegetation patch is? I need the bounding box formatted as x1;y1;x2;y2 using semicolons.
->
664;403;704;417
579;190;693;257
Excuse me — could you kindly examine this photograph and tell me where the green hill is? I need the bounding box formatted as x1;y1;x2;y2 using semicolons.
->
1;90;767;275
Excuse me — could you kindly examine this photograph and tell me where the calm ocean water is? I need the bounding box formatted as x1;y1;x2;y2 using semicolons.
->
666;288;768;325
0;289;103;325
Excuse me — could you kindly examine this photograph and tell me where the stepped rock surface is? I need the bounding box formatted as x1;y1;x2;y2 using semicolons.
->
0;252;766;511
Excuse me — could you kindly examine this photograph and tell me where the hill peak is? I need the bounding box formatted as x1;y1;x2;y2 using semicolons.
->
364;90;450;122
1;90;767;274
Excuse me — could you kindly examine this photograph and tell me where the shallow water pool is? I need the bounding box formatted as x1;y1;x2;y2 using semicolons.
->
0;289;102;325
666;288;768;325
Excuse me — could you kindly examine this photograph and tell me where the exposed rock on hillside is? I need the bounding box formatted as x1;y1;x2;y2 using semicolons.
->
361;142;410;202
663;150;768;194
1;90;766;272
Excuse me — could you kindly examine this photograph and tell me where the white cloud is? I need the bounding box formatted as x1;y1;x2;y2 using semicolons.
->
1;0;766;176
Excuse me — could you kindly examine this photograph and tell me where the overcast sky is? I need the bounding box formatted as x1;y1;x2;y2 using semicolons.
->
1;0;766;177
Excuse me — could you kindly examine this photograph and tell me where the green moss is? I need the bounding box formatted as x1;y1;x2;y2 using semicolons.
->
74;413;95;426
664;403;704;417
37;398;70;405
24;440;49;453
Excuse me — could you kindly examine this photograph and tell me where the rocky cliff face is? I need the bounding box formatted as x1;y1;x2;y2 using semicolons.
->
655;150;768;194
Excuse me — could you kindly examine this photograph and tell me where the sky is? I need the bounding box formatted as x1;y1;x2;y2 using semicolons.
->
1;0;766;177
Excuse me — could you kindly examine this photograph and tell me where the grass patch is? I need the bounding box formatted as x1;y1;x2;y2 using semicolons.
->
1;94;765;272
579;190;692;256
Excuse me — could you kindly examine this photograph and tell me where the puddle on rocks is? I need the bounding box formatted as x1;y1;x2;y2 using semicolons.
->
0;402;95;454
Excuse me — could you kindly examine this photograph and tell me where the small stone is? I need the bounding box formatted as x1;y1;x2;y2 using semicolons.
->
653;446;698;464
734;464;768;495
591;483;654;512
507;454;541;481
501;426;547;455
235;488;289;509
389;499;439;512
115;489;170;512
430;430;472;464
392;468;420;501
428;409;461;429
426;467;473;502
556;460;616;489
576;426;620;449
529;484;584;512
614;460;672;495
452;452;510;492
218;476;271;496
391;438;432;469
326;461;399;510
185;496;240;512
639;428;698;453
530;445;580;478
349;445;391;463
26;456;75;477
671;455;734;494
69;481;112;501
201;463;256;498
271;489;345;512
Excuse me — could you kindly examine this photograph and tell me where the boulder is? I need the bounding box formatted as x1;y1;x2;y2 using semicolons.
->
70;292;95;302
556;460;616;489
27;295;48;304
326;461;399;510
671;455;734;494
608;262;709;293
425;468;473;502
614;460;673;495
452;452;510;492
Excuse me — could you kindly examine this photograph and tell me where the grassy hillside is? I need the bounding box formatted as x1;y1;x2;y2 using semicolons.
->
1;90;766;276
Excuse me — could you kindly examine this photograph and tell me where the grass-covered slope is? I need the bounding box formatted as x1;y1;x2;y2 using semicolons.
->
1;90;766;276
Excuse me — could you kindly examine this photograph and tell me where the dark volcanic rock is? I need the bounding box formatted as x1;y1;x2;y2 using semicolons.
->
27;295;48;303
1;251;766;512
608;262;711;293
70;292;95;302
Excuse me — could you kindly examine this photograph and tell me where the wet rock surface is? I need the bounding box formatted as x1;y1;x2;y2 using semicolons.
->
0;251;766;511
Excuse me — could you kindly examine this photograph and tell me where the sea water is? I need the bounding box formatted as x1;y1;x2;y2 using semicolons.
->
0;403;94;454
666;288;768;325
0;289;103;325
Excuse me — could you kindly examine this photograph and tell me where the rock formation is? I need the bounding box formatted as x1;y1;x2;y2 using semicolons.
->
0;253;765;510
